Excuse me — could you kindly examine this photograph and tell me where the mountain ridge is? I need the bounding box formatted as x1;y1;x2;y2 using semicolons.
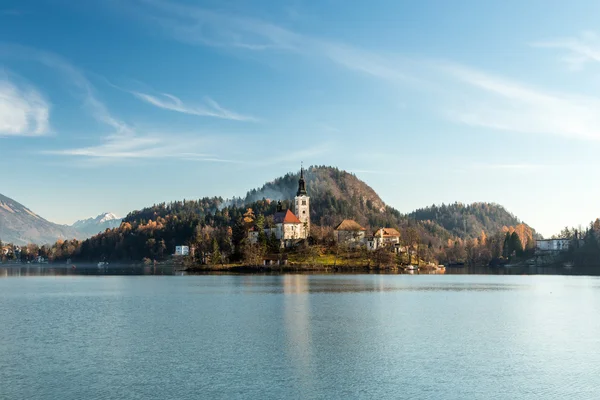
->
72;212;122;236
0;193;82;245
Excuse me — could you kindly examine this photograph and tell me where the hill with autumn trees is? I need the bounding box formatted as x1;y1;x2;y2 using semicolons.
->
409;202;529;240
4;166;538;266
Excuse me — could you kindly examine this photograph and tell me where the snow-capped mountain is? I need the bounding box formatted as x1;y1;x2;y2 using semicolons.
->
72;212;122;236
0;193;82;245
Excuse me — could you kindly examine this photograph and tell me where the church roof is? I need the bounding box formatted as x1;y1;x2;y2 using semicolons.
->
273;209;302;224
334;219;366;231
297;166;307;196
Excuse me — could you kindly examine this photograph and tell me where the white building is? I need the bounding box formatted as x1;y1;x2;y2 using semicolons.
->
264;207;305;241
536;239;571;253
175;245;190;256
367;228;402;251
248;167;310;246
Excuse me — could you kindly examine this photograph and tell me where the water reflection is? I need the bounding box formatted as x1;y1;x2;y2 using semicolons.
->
0;264;595;280
282;275;314;390
283;274;310;294
0;265;176;277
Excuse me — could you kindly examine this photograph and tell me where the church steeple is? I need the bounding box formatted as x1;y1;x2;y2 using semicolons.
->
294;164;310;239
297;165;307;196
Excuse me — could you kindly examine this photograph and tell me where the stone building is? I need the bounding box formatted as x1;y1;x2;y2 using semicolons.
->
334;219;367;245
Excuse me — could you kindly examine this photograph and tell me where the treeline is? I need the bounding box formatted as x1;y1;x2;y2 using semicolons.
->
410;202;530;239
46;200;287;263
439;224;536;266
0;213;541;269
0;166;549;267
0;240;57;263
561;219;600;270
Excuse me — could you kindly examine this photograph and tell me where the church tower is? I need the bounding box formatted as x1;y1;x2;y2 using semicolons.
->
294;166;310;239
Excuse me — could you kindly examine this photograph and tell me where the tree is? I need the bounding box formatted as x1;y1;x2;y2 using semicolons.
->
559;226;573;239
210;238;222;265
480;230;487;246
405;227;419;264
146;238;156;259
503;232;511;258
243;208;255;230
158;239;167;260
268;232;280;253
465;239;476;266
524;236;535;256
509;232;523;257
373;248;394;267
242;244;264;266
255;213;265;230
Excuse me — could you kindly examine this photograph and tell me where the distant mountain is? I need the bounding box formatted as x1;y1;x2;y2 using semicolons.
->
72;212;122;236
409;202;532;239
0;193;81;245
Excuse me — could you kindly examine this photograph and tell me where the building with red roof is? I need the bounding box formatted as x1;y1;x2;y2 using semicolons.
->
248;167;310;247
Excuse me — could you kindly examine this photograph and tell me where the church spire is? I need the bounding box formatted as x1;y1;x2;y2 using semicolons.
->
297;164;307;196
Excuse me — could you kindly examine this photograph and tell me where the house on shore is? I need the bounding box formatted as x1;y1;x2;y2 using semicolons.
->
333;222;403;253
367;228;402;252
535;238;571;253
261;254;288;266
334;219;367;245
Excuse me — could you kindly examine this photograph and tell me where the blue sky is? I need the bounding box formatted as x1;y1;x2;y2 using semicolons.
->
2;0;600;237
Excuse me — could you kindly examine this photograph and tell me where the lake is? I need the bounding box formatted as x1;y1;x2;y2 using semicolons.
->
1;273;600;399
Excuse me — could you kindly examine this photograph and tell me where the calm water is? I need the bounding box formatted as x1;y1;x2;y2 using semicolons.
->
1;274;600;399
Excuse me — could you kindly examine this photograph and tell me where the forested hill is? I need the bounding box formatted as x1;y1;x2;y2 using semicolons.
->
123;166;398;229
39;166;536;263
122;167;533;241
239;166;392;228
409;202;531;239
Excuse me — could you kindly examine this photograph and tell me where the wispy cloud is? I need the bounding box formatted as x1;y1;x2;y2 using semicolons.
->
0;44;134;135
254;142;331;167
532;31;600;71
44;133;240;163
135;0;301;51
121;0;416;84
130;90;258;121
80;4;600;142
470;163;547;171
0;44;236;162
352;169;402;175
0;74;49;137
439;63;600;140
0;9;23;16
121;2;547;133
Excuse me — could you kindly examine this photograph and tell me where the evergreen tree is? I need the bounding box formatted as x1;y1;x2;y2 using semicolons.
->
510;232;523;257
211;238;222;265
268;232;279;253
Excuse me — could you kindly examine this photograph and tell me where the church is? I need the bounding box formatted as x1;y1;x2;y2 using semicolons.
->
249;167;310;246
